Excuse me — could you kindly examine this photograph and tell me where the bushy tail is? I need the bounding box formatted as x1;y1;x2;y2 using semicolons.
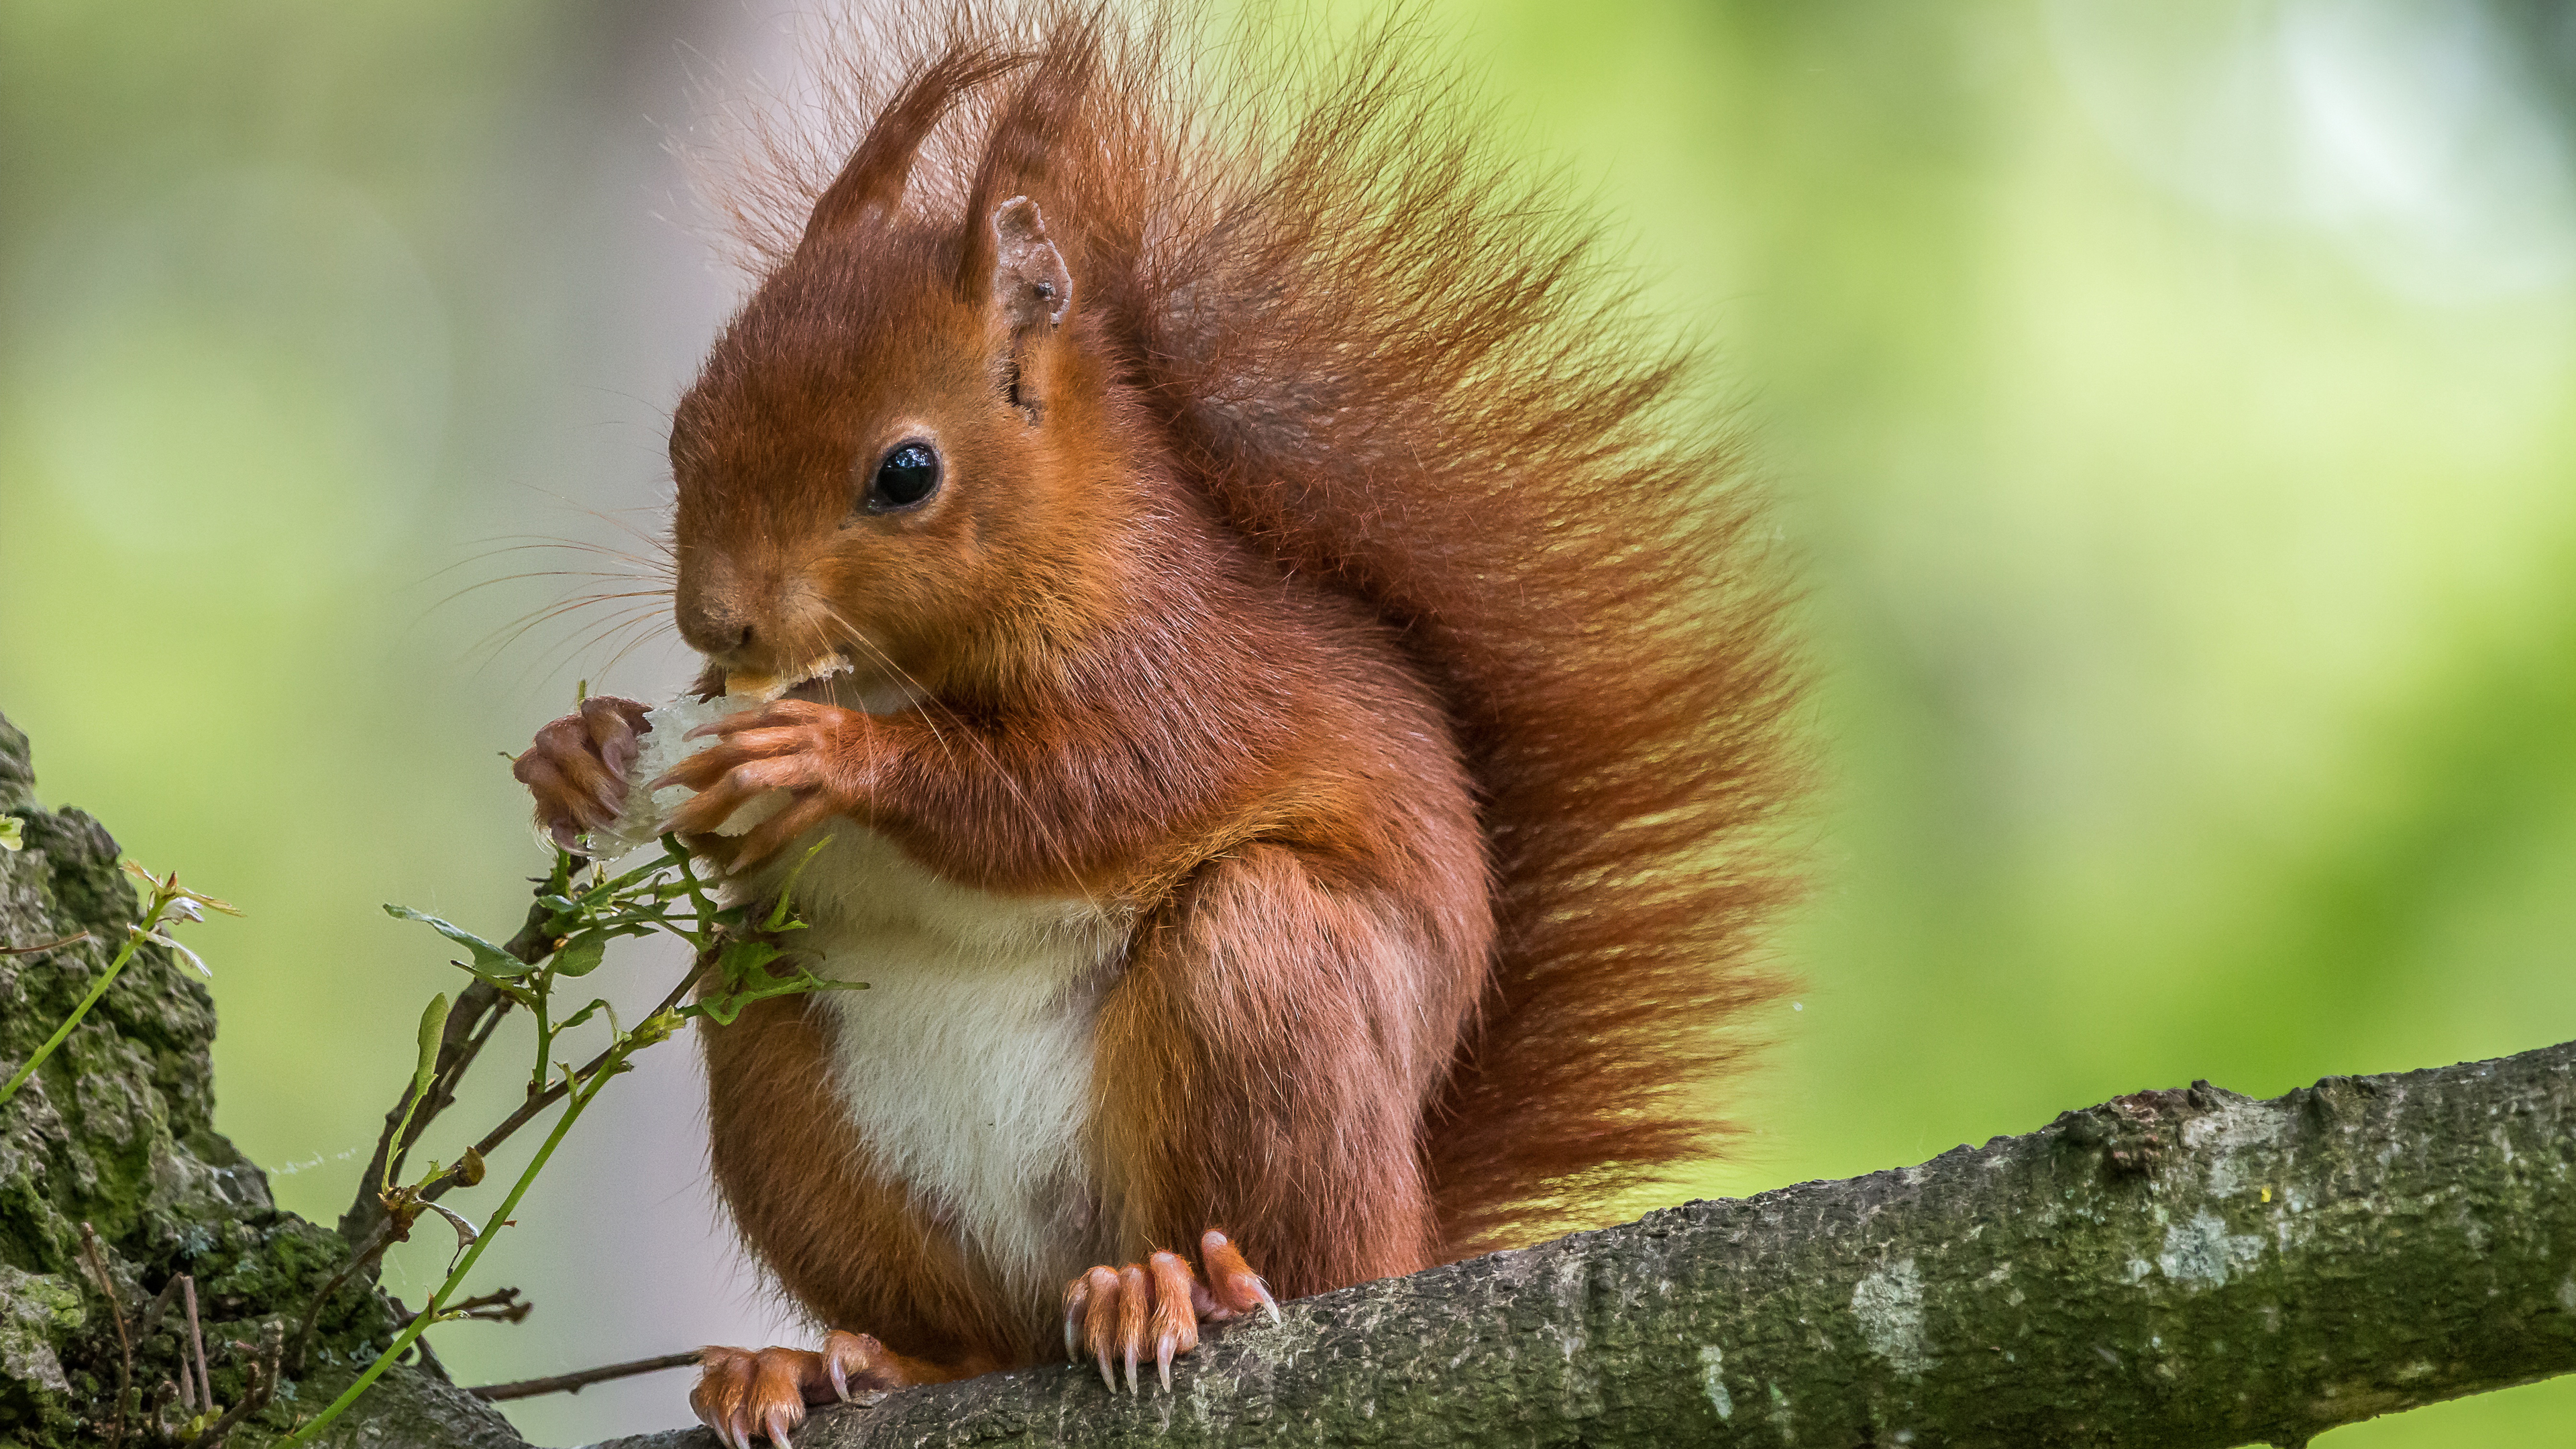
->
1118;14;1805;1254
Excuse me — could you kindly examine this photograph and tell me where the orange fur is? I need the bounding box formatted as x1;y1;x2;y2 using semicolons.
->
533;0;1799;1406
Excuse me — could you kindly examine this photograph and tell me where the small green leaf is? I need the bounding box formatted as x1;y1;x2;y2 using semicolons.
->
716;938;785;987
0;817;21;852
384;905;531;978
551;928;611;977
413;994;449;1100
690;994;747;1026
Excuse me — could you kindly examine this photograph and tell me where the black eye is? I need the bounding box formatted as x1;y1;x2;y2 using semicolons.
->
865;441;941;513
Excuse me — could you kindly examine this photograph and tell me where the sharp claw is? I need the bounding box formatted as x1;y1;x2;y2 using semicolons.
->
766;1415;795;1449
1157;1334;1176;1392
1124;1342;1138;1395
828;1363;850;1402
1080;1265;1122;1389
1254;1281;1281;1325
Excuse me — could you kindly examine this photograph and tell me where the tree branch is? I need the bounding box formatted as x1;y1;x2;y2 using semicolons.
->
585;1040;2576;1449
468;1352;702;1403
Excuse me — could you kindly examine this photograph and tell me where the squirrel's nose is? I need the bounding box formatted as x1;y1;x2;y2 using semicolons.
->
676;592;757;661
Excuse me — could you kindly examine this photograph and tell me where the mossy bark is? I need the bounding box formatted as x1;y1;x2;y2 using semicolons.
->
598;1046;2576;1449
0;709;516;1448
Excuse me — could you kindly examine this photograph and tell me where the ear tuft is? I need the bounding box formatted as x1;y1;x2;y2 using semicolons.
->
992;197;1072;332
801;46;1025;251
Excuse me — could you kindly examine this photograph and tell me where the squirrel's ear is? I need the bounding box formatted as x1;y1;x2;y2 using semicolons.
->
987;197;1072;421
992;197;1072;330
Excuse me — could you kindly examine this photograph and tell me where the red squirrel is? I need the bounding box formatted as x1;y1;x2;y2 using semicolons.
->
511;7;1796;1444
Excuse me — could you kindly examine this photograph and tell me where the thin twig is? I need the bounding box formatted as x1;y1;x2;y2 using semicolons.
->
131;1273;184;1343
76;1224;132;1449
182;1275;211;1419
404;1285;530;1327
0;931;89;957
147;1275;195;1411
127;1277;191;1419
467;1350;703;1402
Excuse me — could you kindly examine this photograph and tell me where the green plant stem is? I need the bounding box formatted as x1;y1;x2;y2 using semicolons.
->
286;1048;625;1446
0;926;146;1107
381;1086;429;1199
527;964;557;1095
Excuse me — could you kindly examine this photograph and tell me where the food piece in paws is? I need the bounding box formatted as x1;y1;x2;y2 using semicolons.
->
576;690;789;859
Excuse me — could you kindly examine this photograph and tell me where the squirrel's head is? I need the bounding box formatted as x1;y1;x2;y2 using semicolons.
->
666;46;1127;701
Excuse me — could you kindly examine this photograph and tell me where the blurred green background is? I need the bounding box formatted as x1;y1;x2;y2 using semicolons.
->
4;0;2573;1442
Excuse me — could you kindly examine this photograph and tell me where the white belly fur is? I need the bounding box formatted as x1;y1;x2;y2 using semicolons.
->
743;824;1129;1316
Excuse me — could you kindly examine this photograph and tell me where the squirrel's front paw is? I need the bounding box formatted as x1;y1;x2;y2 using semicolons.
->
651;697;873;869
1062;1230;1279;1395
511;696;651;853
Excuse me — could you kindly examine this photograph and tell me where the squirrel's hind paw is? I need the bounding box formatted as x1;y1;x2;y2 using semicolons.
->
1062;1232;1278;1395
690;1332;930;1447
